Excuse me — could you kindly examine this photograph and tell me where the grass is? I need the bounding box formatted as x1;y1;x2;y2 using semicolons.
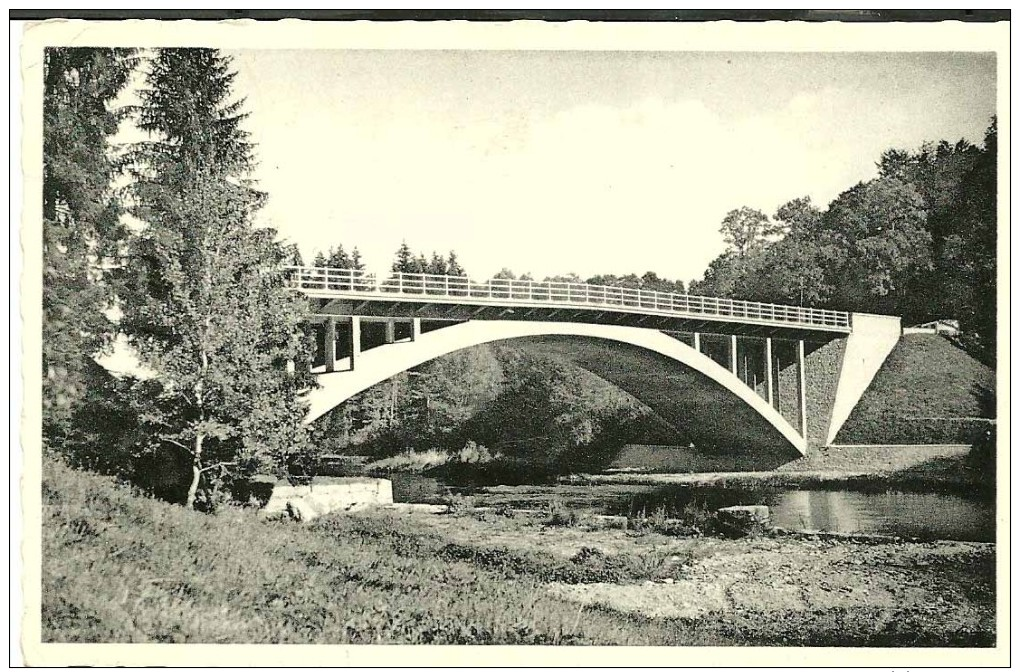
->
40;457;722;645
836;334;996;445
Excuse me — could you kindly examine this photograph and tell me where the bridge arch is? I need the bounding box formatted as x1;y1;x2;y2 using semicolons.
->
304;320;807;456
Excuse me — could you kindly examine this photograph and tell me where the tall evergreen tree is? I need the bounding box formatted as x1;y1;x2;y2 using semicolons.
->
392;240;415;273
427;251;448;276
326;244;352;269
122;48;314;508
42;47;137;435
446;250;465;276
350;247;365;271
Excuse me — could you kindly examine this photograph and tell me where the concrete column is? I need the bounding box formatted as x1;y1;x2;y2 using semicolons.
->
410;317;421;342
730;334;738;376
384;320;396;344
341;316;361;371
693;332;701;353
765;337;774;408
349;316;361;370
324;318;337;373
797;339;808;438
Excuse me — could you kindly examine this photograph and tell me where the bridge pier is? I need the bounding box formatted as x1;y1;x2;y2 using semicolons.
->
797;339;808;439
384;319;396;344
765;337;774;408
324;317;337;373
346;316;362;370
411;317;421;342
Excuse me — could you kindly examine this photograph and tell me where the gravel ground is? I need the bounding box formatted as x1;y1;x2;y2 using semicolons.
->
396;509;996;646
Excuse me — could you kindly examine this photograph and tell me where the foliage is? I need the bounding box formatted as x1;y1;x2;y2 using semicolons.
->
121;48;315;508
42;47;137;435
719;206;784;258
586;271;686;295
689;119;997;365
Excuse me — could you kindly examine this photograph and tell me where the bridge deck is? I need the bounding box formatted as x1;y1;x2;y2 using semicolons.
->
285;266;852;334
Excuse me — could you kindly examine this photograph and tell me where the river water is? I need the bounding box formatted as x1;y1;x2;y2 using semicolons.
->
389;475;995;542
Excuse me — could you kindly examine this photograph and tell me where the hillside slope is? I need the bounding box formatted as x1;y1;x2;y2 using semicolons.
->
835;335;995;445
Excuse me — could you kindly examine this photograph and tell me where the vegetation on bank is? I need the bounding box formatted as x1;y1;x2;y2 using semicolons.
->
42;458;994;646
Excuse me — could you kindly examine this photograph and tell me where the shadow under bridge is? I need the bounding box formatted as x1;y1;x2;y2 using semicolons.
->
303;320;809;466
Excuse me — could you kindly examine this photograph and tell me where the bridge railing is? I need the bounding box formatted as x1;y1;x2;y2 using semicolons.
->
284;266;851;329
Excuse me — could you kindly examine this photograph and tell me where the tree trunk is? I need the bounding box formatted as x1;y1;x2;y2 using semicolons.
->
185;434;204;509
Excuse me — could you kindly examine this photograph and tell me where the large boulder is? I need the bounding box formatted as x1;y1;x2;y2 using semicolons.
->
717;505;771;535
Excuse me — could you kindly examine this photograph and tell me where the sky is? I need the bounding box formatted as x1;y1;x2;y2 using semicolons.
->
221;50;995;284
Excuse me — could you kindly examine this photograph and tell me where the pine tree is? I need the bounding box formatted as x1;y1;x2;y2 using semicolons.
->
326;244;351;269
122;48;315;509
427;251;448;276
392;240;415;273
350;247;365;271
446;250;465;277
42;47;137;436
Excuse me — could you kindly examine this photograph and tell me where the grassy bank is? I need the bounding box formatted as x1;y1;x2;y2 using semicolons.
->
43;458;994;646
41;457;718;645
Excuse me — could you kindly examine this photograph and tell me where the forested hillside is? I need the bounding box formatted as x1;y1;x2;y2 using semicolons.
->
689;121;998;366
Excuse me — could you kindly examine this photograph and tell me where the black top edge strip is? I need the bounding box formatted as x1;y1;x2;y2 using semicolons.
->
7;9;1013;23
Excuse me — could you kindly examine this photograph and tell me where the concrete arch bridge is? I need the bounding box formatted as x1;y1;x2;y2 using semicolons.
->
288;266;903;466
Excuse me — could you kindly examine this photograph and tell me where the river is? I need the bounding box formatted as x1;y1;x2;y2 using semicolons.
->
388;474;995;542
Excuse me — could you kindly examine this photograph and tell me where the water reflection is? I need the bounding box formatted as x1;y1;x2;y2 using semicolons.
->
770;490;994;542
387;473;994;542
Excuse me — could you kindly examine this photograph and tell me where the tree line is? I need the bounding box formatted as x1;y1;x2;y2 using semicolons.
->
689;122;998;365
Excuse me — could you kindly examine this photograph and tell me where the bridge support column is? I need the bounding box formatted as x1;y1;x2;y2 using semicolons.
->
384;320;396;344
797;339;808;438
693;332;700;353
729;335;738;376
410;317;421;342
324;318;337;373
765;337;774;408
344;316;361;370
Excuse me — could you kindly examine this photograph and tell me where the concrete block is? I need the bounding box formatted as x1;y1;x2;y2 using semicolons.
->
261;477;394;521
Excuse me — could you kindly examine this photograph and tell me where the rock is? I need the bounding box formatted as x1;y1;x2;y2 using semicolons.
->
717;505;771;534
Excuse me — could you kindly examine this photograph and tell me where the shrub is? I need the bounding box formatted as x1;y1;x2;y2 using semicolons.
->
543;497;580;527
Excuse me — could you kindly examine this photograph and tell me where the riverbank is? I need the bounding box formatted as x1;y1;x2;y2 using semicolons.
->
568;444;991;499
42;459;995;646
